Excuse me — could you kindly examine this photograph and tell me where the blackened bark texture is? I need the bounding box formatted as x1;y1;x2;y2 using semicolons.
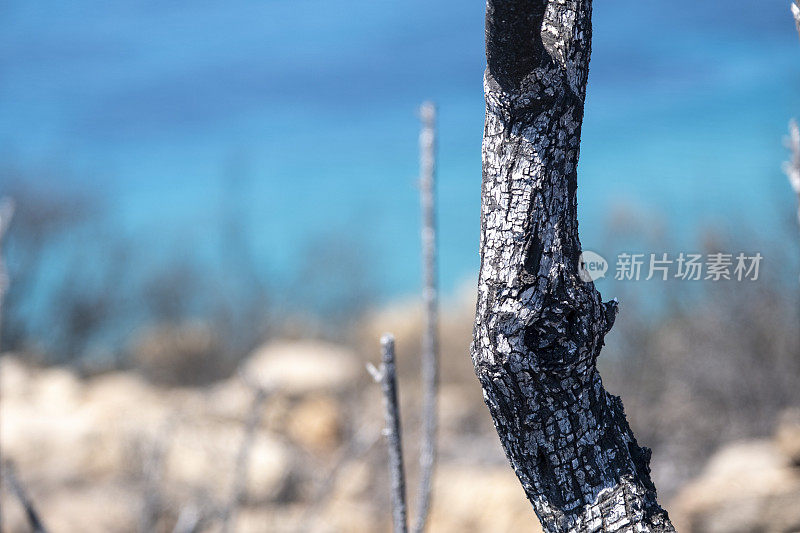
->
472;1;675;532
376;335;408;533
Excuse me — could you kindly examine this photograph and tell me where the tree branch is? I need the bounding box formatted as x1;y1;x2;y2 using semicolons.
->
369;334;408;533
172;505;202;533
295;424;380;532
784;119;800;228
140;418;173;533
786;7;800;237
220;382;268;533
473;1;674;531
412;101;439;533
0;198;15;533
2;461;49;533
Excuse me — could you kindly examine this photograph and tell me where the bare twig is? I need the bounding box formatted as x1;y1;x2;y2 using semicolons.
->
172;504;202;533
785;121;800;228
140;419;173;533
413;101;438;533
0;197;14;532
294;424;381;532
2;461;49;533
0;198;13;329
220;379;267;533
369;334;408;533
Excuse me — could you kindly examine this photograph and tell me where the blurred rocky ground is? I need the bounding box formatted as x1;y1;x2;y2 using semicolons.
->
0;330;538;532
2;282;799;532
671;409;800;532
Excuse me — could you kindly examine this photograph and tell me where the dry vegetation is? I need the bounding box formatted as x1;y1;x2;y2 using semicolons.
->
2;266;799;531
2;172;800;532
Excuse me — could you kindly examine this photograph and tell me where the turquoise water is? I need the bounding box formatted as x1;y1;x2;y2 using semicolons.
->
2;0;799;304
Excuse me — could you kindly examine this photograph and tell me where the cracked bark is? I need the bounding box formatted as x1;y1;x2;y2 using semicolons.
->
372;334;408;533
471;1;675;531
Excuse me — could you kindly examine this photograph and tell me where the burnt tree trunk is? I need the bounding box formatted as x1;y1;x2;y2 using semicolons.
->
471;1;675;531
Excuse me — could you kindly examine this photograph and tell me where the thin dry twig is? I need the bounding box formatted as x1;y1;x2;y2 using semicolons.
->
220;377;268;533
785;119;800;229
413;101;439;533
0;197;14;532
294;424;381;532
140;419;173;533
2;461;49;533
368;334;408;533
0;198;13;317
172;504;202;533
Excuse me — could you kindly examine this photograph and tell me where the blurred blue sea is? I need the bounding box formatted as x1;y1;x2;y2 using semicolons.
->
2;0;799;304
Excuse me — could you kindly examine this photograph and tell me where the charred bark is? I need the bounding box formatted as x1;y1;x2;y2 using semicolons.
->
370;335;408;533
471;1;675;531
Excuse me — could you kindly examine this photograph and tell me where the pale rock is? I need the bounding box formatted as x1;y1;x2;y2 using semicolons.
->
333;460;371;499
131;322;222;385
246;435;294;503
164;423;290;504
776;408;800;465
0;354;35;399
203;377;255;423
312;497;375;533
242;340;360;396
3;482;138;533
1;365;103;482
286;395;342;453
428;465;543;533
671;439;800;532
